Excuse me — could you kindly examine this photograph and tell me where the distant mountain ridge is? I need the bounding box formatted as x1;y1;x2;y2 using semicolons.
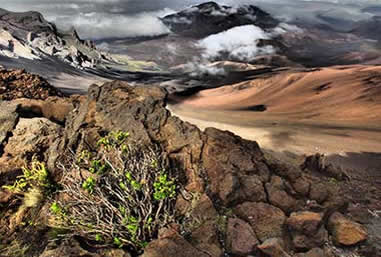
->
161;1;279;38
0;8;117;70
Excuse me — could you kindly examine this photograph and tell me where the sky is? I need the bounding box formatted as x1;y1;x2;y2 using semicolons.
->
1;0;380;39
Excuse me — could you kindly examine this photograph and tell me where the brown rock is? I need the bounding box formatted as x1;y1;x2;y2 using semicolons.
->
142;230;209;257
287;212;327;250
202;128;269;205
191;221;223;257
292;176;311;196
266;176;299;213
257;238;291;257
309;183;329;204
327;212;368;246
235;202;286;242
0;102;19;150
226;218;259;255
4;117;62;161
14;96;74;123
239;175;267;202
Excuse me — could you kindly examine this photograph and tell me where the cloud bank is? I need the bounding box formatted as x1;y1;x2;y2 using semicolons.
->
0;0;380;39
197;25;275;61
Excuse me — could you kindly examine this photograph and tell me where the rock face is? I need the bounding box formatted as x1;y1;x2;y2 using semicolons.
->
0;79;371;257
328;212;368;246
161;1;279;38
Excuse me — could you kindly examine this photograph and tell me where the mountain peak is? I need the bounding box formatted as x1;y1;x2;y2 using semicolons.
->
162;2;278;38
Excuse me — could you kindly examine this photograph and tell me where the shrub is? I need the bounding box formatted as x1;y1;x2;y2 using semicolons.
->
2;160;52;194
50;131;179;251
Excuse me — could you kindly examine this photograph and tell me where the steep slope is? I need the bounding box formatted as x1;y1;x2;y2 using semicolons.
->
172;65;381;125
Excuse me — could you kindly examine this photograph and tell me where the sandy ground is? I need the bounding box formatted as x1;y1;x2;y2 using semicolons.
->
168;65;381;173
169;105;381;156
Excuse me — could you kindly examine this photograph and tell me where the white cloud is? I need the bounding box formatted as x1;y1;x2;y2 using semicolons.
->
197;25;275;61
49;9;174;39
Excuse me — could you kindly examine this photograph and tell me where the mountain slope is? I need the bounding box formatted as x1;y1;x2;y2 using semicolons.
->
161;1;279;38
172;65;381;126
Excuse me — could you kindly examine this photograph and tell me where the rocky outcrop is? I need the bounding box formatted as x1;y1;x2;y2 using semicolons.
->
0;8;112;70
0;79;371;257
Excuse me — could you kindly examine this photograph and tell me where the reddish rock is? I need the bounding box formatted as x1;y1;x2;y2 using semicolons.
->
239;175;267;202
266;176;299;213
143;230;209;257
257;238;291;257
309;183;329;204
292;176;311;196
190;221;223;257
287;211;327;250
226;218;259;255
235;202;286;242
328;212;368;246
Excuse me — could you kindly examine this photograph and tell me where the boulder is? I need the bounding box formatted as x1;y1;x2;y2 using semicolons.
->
287;211;328;250
257;238;291;257
142;229;209;257
235;202;286;242
226;218;259;255
3;117;62;162
327;212;368;246
190;221;223;257
0;102;19;151
202;128;270;205
266;176;299;213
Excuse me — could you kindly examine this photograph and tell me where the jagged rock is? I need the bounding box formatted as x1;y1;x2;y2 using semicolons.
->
226;218;259;255
190;221;223;257
292;176;311;196
327;212;368;246
142;228;209;257
176;193;217;221
239;175;267;202
257;238;291;257
287;211;328;250
3;117;62;163
14;97;74;123
302;154;348;181
309;182;330;204
0;102;19;150
202;127;270;205
235;202;286;242
266;176;300;214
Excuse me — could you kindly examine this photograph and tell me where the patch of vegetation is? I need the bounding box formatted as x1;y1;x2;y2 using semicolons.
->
2;160;52;194
50;131;179;252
